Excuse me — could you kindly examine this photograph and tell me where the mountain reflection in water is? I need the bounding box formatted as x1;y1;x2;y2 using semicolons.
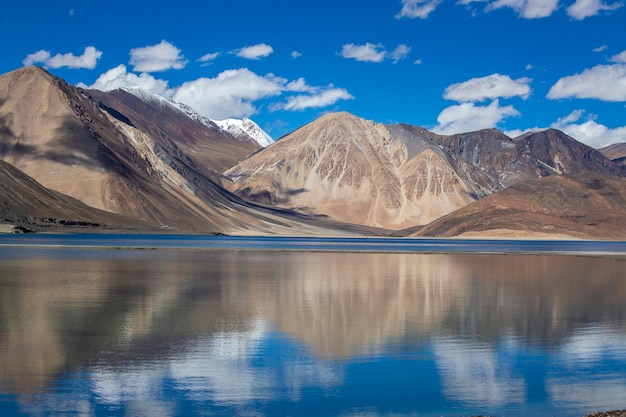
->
0;246;625;416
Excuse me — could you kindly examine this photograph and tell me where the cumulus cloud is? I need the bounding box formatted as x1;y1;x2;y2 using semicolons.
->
434;100;520;135
550;109;626;148
173;68;284;119
340;43;411;63
79;65;174;98
340;43;387;63
23;46;102;69
129;40;187;73
291;51;303;59
84;64;353;119
504;109;626;148
444;73;532;102
566;0;624;20
236;43;274;60
272;88;354;111
395;0;443;19
610;50;626;63
547;64;626;101
594;45;609;53
485;0;560;18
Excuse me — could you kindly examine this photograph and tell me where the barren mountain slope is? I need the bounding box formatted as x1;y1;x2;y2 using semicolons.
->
412;171;626;239
225;112;478;229
599;142;626;168
514;129;624;176
85;88;260;179
0;159;153;232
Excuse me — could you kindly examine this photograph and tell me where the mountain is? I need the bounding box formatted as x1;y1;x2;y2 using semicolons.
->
2;67;625;237
225;112;482;229
599;142;626;168
84;87;260;180
0;66;362;235
224;112;624;230
213;118;274;148
513;129;623;176
412;171;626;239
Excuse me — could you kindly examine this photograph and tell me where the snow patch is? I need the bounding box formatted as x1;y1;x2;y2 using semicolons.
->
213;118;275;148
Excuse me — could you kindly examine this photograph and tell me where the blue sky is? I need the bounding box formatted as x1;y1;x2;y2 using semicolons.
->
2;0;626;147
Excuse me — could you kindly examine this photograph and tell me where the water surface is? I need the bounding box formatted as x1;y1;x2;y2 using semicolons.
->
0;236;625;416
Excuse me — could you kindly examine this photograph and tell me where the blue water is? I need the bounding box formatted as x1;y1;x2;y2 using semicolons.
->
0;235;625;416
1;233;626;254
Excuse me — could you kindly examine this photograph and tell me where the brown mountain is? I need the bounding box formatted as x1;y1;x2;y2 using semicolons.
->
225;113;624;230
84;87;259;181
0;66;362;235
599;142;626;168
0;159;151;232
412;171;626;239
225;112;482;229
514;129;623;176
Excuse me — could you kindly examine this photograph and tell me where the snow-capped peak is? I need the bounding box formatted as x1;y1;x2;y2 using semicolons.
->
120;87;273;148
212;118;274;148
121;87;180;111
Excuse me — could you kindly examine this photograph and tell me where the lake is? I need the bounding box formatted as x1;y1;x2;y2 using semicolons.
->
0;235;625;416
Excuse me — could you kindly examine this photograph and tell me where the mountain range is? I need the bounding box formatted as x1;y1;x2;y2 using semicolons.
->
1;66;625;238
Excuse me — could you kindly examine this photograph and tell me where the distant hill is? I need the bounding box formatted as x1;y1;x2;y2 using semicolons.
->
412;171;626;239
599;142;626;168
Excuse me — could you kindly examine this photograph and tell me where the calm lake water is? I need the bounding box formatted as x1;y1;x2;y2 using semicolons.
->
1;235;625;416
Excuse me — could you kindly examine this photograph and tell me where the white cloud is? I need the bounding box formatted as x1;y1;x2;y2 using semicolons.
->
198;52;219;63
236;43;274;60
434;100;520;135
414;58;423;65
610;50;626;63
444;73;532;102
594;45;609;53
285;77;315;93
129;40;187;73
566;0;624;19
547;64;626;101
550;109;626;148
389;44;412;63
340;43;411;63
395;0;443;19
173;68;284;119
340;43;387;63
272;88;354;111
78;65;175;98
486;0;560;18
85;65;353;120
504;109;626;148
291;51;303;59
23;46;102;69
